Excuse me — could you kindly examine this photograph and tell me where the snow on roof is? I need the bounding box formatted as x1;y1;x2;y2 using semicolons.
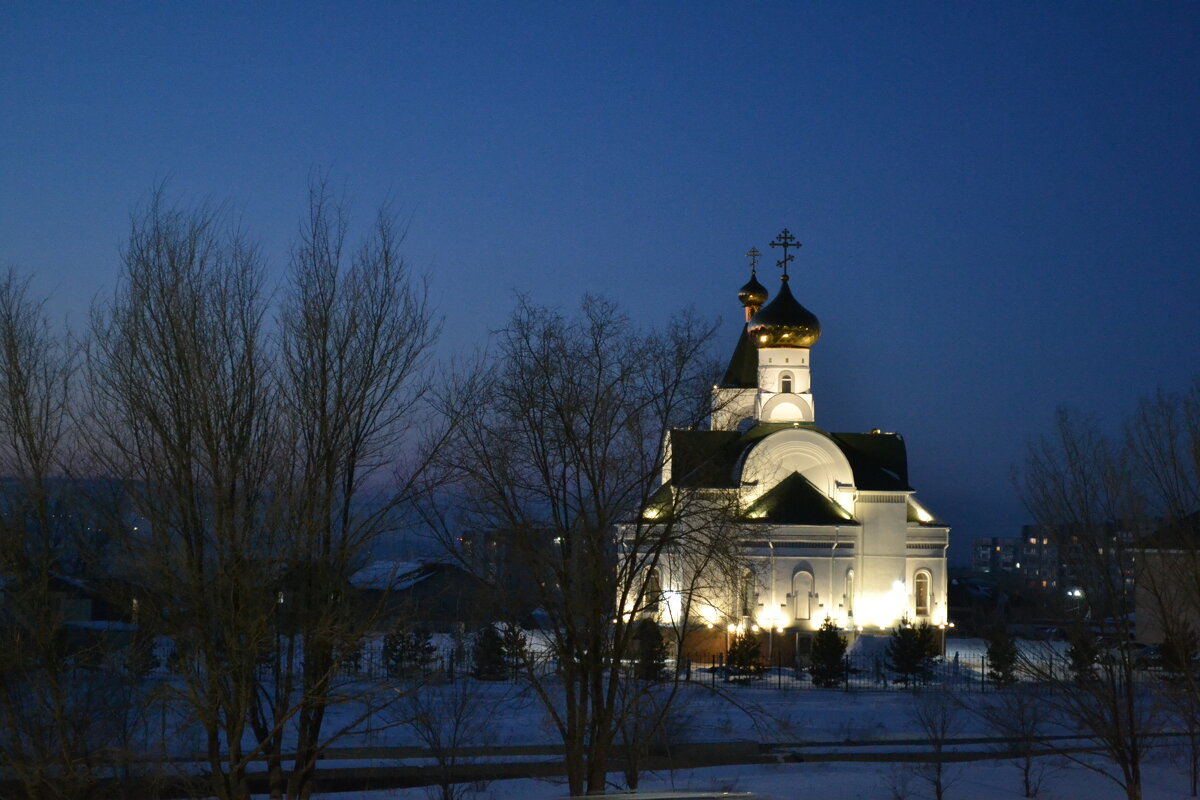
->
350;560;431;591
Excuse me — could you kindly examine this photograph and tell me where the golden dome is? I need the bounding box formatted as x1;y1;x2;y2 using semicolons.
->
747;278;820;348
738;272;769;308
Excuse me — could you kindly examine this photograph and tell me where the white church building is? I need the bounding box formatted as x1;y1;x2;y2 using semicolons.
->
644;231;948;652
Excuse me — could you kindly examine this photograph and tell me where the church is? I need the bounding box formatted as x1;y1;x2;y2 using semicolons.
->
643;230;949;652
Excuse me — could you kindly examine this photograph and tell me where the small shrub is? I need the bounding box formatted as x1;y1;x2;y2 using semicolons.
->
500;622;529;671
383;627;437;678
1163;625;1198;674
472;625;507;680
633;619;668;681
1065;629;1099;684
809;617;848;688
887;616;935;687
727;631;764;681
986;626;1018;687
337;637;364;673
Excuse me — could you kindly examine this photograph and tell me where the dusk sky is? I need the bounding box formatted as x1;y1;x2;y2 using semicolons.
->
3;4;1199;563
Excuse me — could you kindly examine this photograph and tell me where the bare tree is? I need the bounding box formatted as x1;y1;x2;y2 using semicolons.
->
1124;383;1200;795
0;269;135;800
966;684;1053;797
910;688;962;800
1019;408;1155;800
251;181;440;800
84;194;283;800
427;295;734;795
401;677;499;800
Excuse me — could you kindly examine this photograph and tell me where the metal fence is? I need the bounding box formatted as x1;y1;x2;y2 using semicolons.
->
332;644;997;692
329;646;1175;695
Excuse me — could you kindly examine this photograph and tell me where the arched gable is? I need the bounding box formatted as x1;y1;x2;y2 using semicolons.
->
739;428;855;505
759;392;813;423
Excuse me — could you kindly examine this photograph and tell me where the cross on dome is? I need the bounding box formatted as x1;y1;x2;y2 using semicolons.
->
745;247;762;273
769;228;801;280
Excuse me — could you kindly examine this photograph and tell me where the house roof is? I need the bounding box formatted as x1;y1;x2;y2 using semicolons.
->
743;471;858;526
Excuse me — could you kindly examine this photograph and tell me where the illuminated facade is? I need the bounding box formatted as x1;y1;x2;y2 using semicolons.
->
648;233;949;643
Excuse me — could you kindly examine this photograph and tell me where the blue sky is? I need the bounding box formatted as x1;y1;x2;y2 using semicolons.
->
3;3;1199;562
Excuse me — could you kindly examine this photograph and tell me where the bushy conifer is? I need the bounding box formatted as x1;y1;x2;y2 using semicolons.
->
809;617;848;688
887;615;935;687
727;631;764;681
633;619;668;680
472;625;507;679
384;628;437;678
986;626;1019;687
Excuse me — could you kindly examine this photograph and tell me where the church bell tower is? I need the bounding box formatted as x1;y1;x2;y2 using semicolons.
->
748;229;821;423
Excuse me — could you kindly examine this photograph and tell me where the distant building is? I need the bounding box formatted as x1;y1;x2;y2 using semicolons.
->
1133;513;1200;645
972;526;1060;590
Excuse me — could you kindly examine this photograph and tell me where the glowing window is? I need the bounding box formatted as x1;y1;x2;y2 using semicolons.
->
643;569;662;615
914;572;931;616
740;569;757;618
845;569;855;616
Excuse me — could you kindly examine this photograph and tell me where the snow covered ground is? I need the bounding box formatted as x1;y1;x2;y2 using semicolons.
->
305;757;1194;800
159;635;1191;798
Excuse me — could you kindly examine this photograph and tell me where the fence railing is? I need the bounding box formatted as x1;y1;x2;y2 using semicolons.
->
323;646;1178;694
141;635;1171;695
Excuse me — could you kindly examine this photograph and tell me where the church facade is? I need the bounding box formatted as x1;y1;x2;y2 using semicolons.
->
642;232;949;647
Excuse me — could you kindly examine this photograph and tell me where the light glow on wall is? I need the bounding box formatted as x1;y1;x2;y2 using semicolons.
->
910;499;935;523
755;608;788;632
854;579;909;629
698;603;721;626
661;589;682;624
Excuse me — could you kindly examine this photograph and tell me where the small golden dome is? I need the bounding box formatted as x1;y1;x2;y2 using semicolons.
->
738;272;769;308
747;278;820;348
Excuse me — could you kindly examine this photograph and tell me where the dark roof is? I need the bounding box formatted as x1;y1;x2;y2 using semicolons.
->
720;326;758;388
830;432;911;491
744;471;858;526
669;422;910;492
671;429;743;487
356;562;502;631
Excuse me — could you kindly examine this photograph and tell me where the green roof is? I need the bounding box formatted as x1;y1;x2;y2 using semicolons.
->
744;471;858;526
720;326;758;388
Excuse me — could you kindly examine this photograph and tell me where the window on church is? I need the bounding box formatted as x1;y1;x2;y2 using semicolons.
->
740;569;756;618
643;569;662;616
780;373;793;393
914;571;930;617
845;569;854;617
792;571;813;621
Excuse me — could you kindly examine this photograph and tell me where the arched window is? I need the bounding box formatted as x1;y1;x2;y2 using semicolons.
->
739;569;756;618
845;569;855;617
914;571;931;617
780;372;793;394
792;571;813;621
643;569;662;616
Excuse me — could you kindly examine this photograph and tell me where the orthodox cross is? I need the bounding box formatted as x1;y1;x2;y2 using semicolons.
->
769;228;801;279
745;247;762;274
